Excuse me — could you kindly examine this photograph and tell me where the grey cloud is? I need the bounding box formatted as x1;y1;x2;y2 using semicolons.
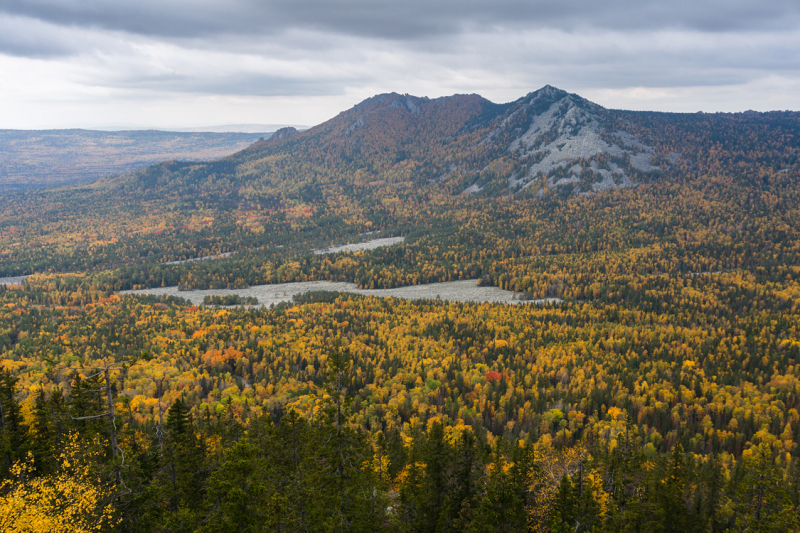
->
0;15;85;57
1;0;798;124
109;72;351;97
67;26;800;100
2;0;799;44
426;28;800;93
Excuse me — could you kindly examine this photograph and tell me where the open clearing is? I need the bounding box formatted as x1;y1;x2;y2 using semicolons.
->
121;279;561;306
0;275;28;285
165;252;232;265
314;236;405;254
160;235;406;266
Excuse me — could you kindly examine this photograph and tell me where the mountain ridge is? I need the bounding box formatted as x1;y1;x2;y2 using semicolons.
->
106;85;662;200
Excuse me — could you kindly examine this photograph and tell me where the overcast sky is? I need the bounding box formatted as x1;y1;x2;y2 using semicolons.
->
1;0;799;130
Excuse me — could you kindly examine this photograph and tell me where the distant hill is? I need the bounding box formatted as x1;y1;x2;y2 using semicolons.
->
0;129;270;190
170;124;307;133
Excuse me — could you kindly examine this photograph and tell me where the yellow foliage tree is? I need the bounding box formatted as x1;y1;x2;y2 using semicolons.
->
0;434;118;533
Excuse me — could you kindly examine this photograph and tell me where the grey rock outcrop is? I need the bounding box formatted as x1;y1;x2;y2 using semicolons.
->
478;86;666;195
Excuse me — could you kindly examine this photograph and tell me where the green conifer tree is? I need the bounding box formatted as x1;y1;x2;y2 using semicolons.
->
0;369;28;479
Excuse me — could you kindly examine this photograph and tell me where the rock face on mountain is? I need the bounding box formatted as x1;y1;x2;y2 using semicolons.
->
270;127;298;141
501;86;656;193
459;86;660;195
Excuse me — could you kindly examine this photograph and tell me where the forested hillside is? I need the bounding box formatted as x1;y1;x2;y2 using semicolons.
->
1;86;799;531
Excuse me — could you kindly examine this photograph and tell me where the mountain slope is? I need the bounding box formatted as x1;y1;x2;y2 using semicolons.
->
100;92;501;197
0;86;797;279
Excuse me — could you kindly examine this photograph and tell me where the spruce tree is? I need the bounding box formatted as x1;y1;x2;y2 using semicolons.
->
144;396;205;532
0;369;28;478
657;443;689;533
200;437;270;533
471;439;526;533
30;387;67;476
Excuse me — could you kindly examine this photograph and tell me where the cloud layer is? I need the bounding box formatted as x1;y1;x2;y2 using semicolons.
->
1;0;799;129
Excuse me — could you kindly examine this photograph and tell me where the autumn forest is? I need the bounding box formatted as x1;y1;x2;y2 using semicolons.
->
1;87;799;532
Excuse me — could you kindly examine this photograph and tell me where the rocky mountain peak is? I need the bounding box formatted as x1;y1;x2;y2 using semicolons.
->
465;86;662;195
271;126;298;141
349;92;430;115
